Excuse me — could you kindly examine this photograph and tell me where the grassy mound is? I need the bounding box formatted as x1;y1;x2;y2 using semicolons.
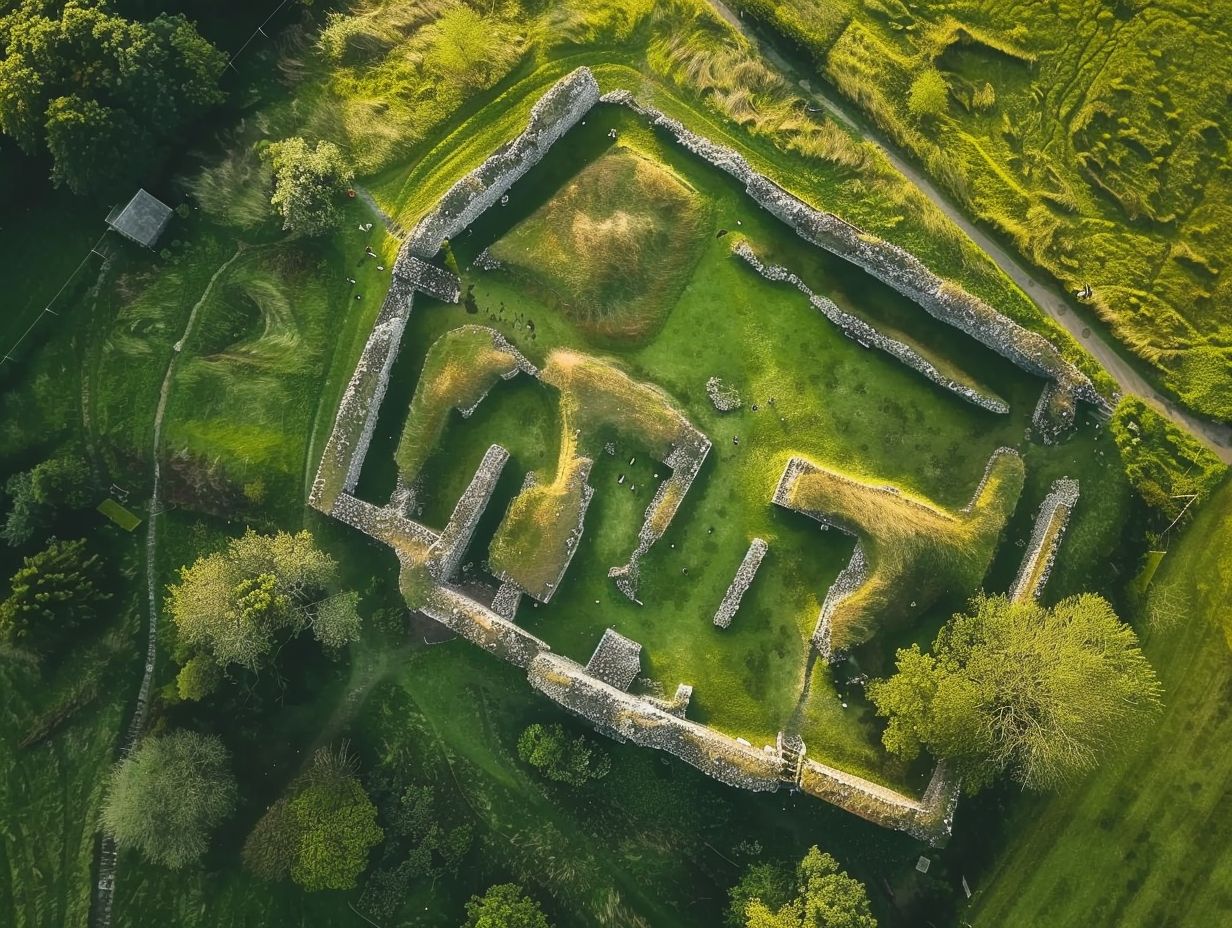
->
394;326;522;486
489;150;709;342
489;442;591;601
786;448;1024;651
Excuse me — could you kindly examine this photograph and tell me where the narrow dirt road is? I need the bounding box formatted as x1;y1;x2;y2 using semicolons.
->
707;0;1232;462
91;245;244;928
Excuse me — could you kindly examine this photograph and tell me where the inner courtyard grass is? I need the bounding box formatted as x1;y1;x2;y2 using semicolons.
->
966;478;1232;928
785;448;1024;651
490;149;711;342
360;102;1114;791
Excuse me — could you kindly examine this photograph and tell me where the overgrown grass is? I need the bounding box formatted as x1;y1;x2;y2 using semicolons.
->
489;150;711;342
786;448;1024;651
747;0;1232;420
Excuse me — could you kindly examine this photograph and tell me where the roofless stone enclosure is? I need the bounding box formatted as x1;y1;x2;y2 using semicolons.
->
310;67;1102;844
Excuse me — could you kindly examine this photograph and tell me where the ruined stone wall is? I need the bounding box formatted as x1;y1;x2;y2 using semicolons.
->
407;68;601;260
422;585;550;669
330;492;439;550
529;652;783;792
610;432;711;602
800;757;957;845
735;242;1009;414
714;538;769;628
427;444;510;582
603;92;1107;427
1009;477;1080;603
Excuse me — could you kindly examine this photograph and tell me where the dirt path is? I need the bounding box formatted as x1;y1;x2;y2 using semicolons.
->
706;0;1232;463
91;245;245;928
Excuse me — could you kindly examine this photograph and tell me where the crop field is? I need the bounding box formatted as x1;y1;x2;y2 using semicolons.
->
741;0;1232;421
355;96;1129;791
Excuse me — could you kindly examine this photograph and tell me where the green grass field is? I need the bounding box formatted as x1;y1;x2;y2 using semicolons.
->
965;478;1232;927
742;0;1232;421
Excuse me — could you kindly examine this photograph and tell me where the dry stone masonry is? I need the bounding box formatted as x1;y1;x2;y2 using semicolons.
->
408;68;601;260
426;444;510;582
307;68;1066;845
1010;477;1080;603
735;242;1009;414
584;628;644;691
609;431;712;602
713;539;768;628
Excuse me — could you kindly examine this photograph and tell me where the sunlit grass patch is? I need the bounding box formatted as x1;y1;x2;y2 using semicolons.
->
490;150;710;342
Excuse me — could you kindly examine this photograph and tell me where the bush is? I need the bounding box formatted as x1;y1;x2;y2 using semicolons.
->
463;883;552;928
907;69;949;118
101;730;236;869
1110;396;1227;527
516;723;611;786
0;537;110;654
262;137;354;235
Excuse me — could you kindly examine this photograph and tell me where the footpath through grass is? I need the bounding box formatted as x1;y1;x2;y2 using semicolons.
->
965;479;1232;928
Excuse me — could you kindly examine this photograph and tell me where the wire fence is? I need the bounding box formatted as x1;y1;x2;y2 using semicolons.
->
1;0;301;372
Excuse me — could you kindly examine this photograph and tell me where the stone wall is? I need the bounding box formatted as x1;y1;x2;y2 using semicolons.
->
603;91;1109;431
1009;477;1080;603
610;432;711;602
812;543;868;657
422;584;550;669
584;628;643;691
735;242;1009;414
310;275;416;510
330;491;439;551
407;68;601;260
713;538;769;628
398;256;461;304
528;652;783;792
427;444;510;582
800;757;958;845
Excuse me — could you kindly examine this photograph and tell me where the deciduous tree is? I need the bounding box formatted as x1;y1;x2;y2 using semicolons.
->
167;529;361;680
516;722;610;786
867;593;1163;791
101;729;236;869
0;0;226;193
262;137;354;235
463;883;552;928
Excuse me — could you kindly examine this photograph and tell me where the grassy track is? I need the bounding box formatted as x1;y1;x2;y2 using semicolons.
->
966;479;1232;927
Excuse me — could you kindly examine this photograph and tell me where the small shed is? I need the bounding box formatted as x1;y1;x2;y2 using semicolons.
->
106;189;173;248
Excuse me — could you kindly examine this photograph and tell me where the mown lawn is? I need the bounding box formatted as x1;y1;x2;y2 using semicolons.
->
965;478;1232;928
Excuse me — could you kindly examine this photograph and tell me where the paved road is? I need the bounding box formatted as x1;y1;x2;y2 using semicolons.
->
707;0;1232;463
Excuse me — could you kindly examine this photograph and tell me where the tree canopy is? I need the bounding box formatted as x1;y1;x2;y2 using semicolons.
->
101;729;236;869
262;137;354;235
0;536;110;653
463;883;552;928
0;0;226;193
2;453;93;546
167;529;361;681
867;593;1163;791
729;847;877;928
516;722;611;786
243;745;384;892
